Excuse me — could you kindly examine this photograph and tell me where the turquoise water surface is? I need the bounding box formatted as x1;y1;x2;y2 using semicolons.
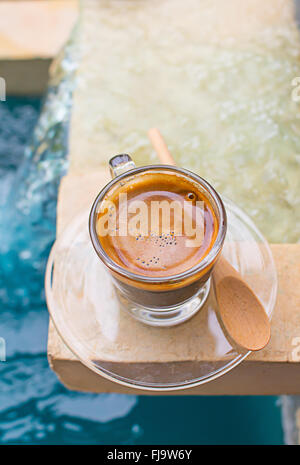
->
0;97;284;445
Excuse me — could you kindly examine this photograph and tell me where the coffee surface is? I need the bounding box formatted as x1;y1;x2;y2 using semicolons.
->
97;171;218;277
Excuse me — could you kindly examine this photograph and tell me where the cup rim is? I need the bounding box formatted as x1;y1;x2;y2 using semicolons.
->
89;165;227;284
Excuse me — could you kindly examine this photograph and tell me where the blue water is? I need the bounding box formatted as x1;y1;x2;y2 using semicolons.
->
0;96;284;445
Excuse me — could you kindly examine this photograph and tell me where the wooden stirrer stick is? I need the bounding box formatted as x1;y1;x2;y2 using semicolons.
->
148;128;271;351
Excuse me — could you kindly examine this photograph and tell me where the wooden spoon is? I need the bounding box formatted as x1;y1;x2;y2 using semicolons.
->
148;127;271;351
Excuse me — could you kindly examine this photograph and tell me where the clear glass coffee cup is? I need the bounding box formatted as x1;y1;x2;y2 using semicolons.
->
89;155;227;327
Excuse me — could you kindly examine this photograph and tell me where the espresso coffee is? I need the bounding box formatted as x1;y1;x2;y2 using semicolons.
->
90;163;226;321
97;170;218;278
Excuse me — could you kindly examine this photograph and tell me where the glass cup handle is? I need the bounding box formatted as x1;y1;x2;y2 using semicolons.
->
109;154;136;178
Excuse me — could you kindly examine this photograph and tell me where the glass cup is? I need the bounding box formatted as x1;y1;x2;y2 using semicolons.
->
89;155;227;327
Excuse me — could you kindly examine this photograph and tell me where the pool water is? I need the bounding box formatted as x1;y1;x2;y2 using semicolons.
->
0;96;284;445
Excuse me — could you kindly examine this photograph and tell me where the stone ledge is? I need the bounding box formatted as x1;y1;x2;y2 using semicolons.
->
0;1;78;95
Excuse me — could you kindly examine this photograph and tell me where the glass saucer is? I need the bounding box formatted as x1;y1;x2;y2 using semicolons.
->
45;197;277;391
